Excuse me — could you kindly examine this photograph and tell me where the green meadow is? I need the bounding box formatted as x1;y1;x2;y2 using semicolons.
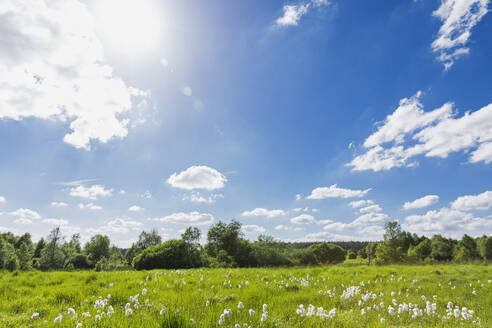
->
1;264;490;327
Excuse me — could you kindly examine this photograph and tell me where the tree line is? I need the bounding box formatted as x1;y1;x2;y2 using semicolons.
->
0;220;490;271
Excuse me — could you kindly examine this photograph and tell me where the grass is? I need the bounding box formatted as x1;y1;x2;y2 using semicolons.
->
0;264;490;327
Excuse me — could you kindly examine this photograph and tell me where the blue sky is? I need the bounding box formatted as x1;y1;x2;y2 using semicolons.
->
0;0;491;246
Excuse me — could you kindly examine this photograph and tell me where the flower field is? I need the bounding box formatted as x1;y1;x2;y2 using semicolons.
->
1;264;490;327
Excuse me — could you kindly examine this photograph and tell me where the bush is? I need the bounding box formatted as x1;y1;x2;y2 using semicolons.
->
477;236;492;260
347;251;357;259
133;239;201;270
72;254;92;269
5;254;20;272
309;243;346;265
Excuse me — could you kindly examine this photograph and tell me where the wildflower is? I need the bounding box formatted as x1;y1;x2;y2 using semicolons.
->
31;312;39;319
235;324;240;328
142;288;147;295
76;324;82;328
190;318;194;324
125;308;133;316
249;309;255;316
95;314;101;320
381;318;385;324
261;313;267;321
109;283;113;288
361;308;365;316
82;312;90;318
388;306;395;316
67;308;75;315
263;304;268;313
206;300;210;307
238;301;244;309
54;314;62;323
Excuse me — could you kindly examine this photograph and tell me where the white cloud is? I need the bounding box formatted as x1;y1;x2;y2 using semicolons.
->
183;191;224;204
295;194;302;201
182;86;192;97
0;196;5;203
128;205;144;212
312;208;319;212
78;202;102;210
306;184;371;199
275;1;330;27
167;166;227;190
51;201;68;207
242;224;266;234
151;211;214;226
274;224;304;231
349;199;374;208
290;214;315;224
348;92;492;171
42;218;68;226
10;208;41;220
119;189;127;195
56;179;98;187
431;0;490;70
359;204;382;213
70;185;113;200
316;219;333;225
0;0;149;150
15;218;33;225
276;4;310;26
403;195;439;210
160;58;168;67
402;207;491;238
451;190;492;211
90;218;143;234
241;208;286;218
138;190;152;199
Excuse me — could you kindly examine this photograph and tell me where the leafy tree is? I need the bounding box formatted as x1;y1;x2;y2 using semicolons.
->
181;227;202;267
84;235;110;264
0;236;15;269
70;233;82;253
136;229;162;249
409;238;432;261
33;238;46;259
358;247;367;259
430;235;453;261
16;242;32;270
39;227;65;270
477;236;492;260
205;220;251;267
309;243;346;264
133;239;195;270
347;251;357;259
366;242;378;265
5;253;20;272
454;234;479;261
71;254;91;269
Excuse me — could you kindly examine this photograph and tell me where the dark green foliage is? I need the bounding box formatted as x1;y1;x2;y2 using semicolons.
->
133;239;197;270
454;234;479;261
71;254;91;269
430;235;454;261
347;251;357;259
84;234;110;264
5;253;20;272
309;243;346;264
477;236;492;260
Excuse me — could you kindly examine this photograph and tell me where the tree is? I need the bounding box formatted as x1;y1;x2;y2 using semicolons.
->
384;221;402;246
5;253;20;272
0;236;15;269
33;238;46;259
366;242;378;265
70;233;82;253
16;242;32;270
430;235;453;261
309;243;346;265
454;234;479;261
477;236;492;260
39;227;65;270
133;239;196;270
410;238;432;261
205;220;247;266
136;229;162;249
84;235;110;264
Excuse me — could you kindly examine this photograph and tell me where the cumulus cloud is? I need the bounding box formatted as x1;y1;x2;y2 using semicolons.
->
242;224;266;234
274;224;304;231
183;191;224;204
70;185;113;200
348;92;492;171
306;184;371;199
167;166;227;190
128;205;144;212
42;218;68;225
431;0;490;70
138;190;152;199
402;207;490;238
295;194;302;201
151;211;214;226
51;201;68;207
241;208;286;218
403;195;440;210
90;218;143;234
359;204;382;213
0;0;149;149
78;202;102;210
290;214;315;224
10;208;41;220
182;86;192;97
349;200;374;208
0;196;5;203
451;190;492;211
275;1;330;27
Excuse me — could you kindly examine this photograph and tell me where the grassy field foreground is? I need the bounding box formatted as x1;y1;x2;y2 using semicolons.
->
0;264;490;327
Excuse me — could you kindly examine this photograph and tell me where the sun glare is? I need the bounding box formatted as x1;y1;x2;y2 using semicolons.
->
95;0;162;57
